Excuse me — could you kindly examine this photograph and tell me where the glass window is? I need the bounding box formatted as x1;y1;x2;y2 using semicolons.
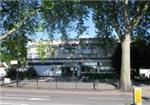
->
81;47;95;54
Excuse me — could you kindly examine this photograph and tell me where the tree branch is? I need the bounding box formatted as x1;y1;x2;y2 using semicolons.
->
130;3;148;30
0;28;17;40
112;17;121;36
111;3;121;42
0;7;41;41
123;0;131;34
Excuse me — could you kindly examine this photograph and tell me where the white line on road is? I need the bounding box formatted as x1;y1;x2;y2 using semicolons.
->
0;102;84;105
4;94;50;98
0;96;50;101
45;104;85;105
86;97;132;101
0;102;29;105
21;104;29;105
0;96;27;100
29;97;49;101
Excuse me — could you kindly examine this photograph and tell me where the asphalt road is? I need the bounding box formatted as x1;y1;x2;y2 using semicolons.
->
0;89;150;105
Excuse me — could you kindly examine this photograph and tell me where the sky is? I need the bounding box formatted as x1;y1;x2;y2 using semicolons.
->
29;12;97;41
28;12;119;41
33;0;97;40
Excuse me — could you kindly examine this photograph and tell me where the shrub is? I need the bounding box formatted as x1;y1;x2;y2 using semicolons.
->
6;67;38;80
26;67;38;79
6;68;17;80
82;72;119;81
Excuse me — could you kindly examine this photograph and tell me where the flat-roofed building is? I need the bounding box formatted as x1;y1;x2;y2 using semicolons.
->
27;38;116;76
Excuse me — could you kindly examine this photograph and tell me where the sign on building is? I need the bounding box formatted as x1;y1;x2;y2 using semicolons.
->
10;60;18;65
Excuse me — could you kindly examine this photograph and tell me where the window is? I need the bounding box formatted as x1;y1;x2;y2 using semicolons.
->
63;46;76;54
81;47;95;54
27;53;32;58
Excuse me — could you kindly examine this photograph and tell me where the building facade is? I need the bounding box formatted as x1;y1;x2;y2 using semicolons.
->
27;38;115;76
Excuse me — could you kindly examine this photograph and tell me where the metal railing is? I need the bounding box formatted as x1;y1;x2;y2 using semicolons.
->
1;76;119;90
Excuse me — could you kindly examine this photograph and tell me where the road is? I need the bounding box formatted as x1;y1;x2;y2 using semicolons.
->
0;88;150;105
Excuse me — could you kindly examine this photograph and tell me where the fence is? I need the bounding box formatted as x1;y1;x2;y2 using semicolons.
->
0;76;119;90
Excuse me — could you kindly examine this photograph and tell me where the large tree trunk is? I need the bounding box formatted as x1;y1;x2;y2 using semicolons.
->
120;33;132;92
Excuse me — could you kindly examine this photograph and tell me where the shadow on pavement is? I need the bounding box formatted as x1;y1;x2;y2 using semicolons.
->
142;96;150;102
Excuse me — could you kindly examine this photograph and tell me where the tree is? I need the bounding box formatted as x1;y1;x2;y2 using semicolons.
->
36;40;56;62
0;33;27;66
92;0;149;91
0;0;46;65
0;0;41;40
112;35;150;80
0;0;149;92
0;0;88;41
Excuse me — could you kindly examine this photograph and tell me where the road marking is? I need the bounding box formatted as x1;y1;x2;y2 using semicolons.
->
0;96;27;100
0;96;50;101
29;97;49;101
0;103;29;105
0;103;13;105
4;94;50;98
86;97;132;101
0;102;83;105
46;104;85;105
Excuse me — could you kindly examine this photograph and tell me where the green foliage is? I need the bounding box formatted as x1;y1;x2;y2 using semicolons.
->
0;0;39;36
82;73;118;80
24;67;38;79
0;33;27;66
41;1;89;38
6;67;38;80
6;68;17;80
92;1;149;41
0;1;149;40
0;1;39;64
36;41;48;61
41;0;53;11
36;41;56;62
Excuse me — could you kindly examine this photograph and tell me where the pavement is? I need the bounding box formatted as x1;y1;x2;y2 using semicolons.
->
0;78;118;90
0;79;150;96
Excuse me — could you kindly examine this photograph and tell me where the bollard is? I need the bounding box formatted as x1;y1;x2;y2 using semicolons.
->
133;87;142;105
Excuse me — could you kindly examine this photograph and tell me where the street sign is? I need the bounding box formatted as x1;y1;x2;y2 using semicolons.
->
4;78;11;84
134;87;142;105
10;60;18;65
